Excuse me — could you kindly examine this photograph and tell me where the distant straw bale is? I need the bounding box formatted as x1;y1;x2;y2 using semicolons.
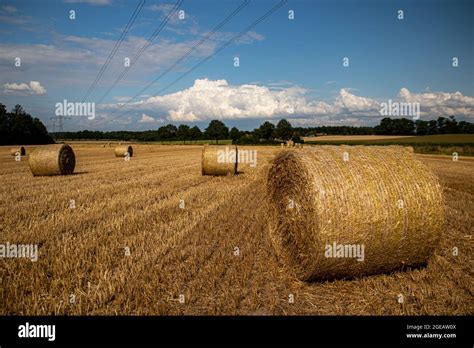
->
115;145;133;157
10;146;26;156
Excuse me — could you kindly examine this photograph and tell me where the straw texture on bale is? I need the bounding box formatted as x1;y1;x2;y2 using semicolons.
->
202;145;238;176
115;145;133;157
29;144;76;176
10;146;26;156
267;146;444;281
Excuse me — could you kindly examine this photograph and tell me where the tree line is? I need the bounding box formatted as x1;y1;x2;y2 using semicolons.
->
53;116;474;144
1;103;473;145
0;103;54;145
374;116;474;135
51;119;305;144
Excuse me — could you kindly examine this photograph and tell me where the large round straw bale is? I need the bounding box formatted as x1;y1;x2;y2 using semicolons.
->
10;146;26;156
267;146;444;281
115;145;133;157
202;145;238;176
29;144;76;176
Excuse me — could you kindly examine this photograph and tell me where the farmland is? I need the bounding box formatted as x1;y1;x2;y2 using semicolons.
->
303;134;474;156
0;144;472;315
303;135;415;142
304;134;474;144
63;139;234;146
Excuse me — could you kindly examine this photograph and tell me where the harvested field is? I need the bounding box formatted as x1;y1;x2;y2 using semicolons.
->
303;135;414;142
0;144;472;315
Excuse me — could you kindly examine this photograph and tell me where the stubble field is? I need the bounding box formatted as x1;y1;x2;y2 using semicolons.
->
0;144;472;315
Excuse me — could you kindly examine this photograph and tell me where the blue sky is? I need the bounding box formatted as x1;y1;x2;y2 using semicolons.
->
0;0;472;131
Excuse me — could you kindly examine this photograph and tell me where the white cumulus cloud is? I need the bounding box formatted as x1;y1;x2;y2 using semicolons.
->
334;88;380;114
106;79;474;125
136;79;324;121
29;81;47;95
139;113;161;123
3;81;46;95
397;88;474;117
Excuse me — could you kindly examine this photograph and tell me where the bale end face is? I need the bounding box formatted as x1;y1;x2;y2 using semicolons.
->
201;145;238;176
267;150;319;280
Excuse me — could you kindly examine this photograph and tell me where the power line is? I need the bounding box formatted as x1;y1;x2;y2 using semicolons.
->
92;0;287;129
94;0;183;105
88;0;250;128
154;0;287;96
67;0;182;130
81;0;146;103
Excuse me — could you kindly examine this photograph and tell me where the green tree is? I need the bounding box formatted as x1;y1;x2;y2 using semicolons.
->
12;104;25;115
458;121;474;133
444;116;459;133
374;118;394;135
166;124;178;139
256;121;275;140
189;126;202;142
427;120;438;135
229;127;241;144
204;120;229;144
0;103;9;143
415;120;428;135
0;103;53;145
157;124;178;141
274;119;293;140
393;118;415;135
177;124;190;144
437;117;448;134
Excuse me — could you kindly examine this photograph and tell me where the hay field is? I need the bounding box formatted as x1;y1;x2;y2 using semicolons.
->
0;144;472;315
303;135;414;142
